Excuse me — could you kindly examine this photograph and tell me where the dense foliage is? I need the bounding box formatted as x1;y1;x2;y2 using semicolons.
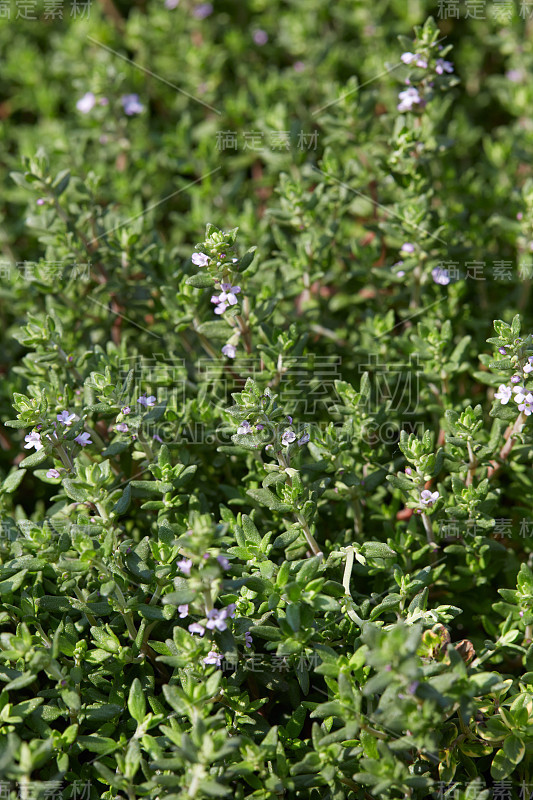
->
1;1;533;798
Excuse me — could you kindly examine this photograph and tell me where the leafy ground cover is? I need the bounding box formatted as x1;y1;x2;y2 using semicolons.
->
1;1;533;798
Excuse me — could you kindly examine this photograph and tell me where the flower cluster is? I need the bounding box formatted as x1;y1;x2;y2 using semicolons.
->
495;357;533;415
76;92;144;116
396;36;454;114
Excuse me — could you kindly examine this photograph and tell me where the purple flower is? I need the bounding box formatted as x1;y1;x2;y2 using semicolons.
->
165;0;180;7
494;385;512;405
221;603;236;619
46;468;61;479
400;242;415;254
75;432;92;447
153;434;163;443
511;375;521;384
137;394;156;407
517;212;524;220
282;430;296;446
253;29;268;45
189;622;205;636
177;558;192;576
211;284;241;314
115;423;129;433
178;604;189;618
420;489;439;506
513;386;527;403
222;344;236;358
415;57;427;68
121;406;131;415
121;94;144;115
498;347;507;355
76;92;96;113
245;631;253;648
400;52;417;64
518;392;533;416
192;252;209;267
24;431;43;451
206;609;228;632
193;2;213;18
431;267;450;286
217;555;230;570
436;58;454;75
298;433;310;446
37;198;45;206
397;87;421;112
57;410;76;426
293;61;305;72
237;421;252;435
204;649;222;665
99;97;109;106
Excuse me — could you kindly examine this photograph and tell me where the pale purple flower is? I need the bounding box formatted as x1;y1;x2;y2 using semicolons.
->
401;242;415;254
435;58;454;75
116;423;129;433
513;385;527;403
211;283;241;314
517;212;524;221
99;97;109;106
416;57;428;68
293;61;305;72
507;69;524;83
498;347;507;355
204;650;222;665
153;434;163;443
217;555;230;570
401;52;417;64
298;433;310;446
206;609;228;631
524;363;533;374
193;2;212;18
253;29;268;45
420;489;439;506
37;198;45;206
495;385;512;404
282;430;297;446
137;395;156;407
222;603;236;619
431;267;450;286
57;410;76;426
75;432;92;447
237;421;252;435
518;392;533;416
222;344;236;358
192;252;209;267
24;432;43;451
121;94;144;115
511;375;521;384
177;558;192;576
178;604;189;618
46;468;61;479
189;622;205;636
244;631;253;648
397;87;421;112
76;92;96;113
165;0;180;7
121;406;131;415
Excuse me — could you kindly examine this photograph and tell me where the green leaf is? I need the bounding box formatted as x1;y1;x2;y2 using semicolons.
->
186;273;214;288
2;470;26;493
361;542;396;559
128;678;146;724
503;734;525;766
246;488;292;512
